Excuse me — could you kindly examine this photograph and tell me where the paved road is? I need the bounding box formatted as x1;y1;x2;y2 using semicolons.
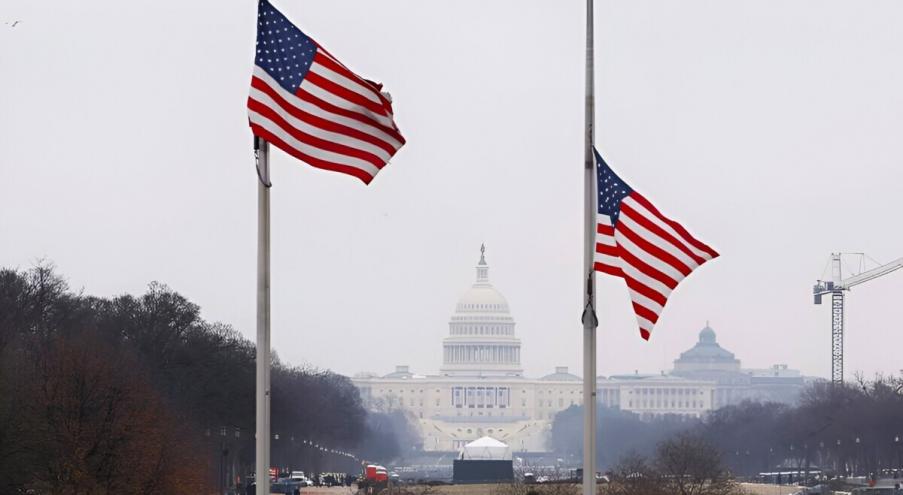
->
298;488;357;495
272;483;811;495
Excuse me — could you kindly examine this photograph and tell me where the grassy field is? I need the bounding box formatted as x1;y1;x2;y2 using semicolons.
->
738;483;801;495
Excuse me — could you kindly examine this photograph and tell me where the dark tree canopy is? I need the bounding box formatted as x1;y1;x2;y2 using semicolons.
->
698;381;903;477
0;263;400;493
552;377;903;480
550;405;698;470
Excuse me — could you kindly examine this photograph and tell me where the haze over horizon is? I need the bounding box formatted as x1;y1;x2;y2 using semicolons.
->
3;0;902;382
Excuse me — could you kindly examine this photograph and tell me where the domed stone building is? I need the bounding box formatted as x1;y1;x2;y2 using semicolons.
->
674;325;741;372
440;245;523;378
352;247;806;453
353;247;587;452
670;325;806;408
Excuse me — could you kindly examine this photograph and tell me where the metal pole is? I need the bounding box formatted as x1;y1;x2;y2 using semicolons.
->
220;436;226;495
581;1;598;495
831;290;844;385
830;253;843;385
255;138;272;495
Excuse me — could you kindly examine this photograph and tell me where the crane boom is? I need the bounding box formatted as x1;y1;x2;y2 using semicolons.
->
838;257;903;290
813;252;903;385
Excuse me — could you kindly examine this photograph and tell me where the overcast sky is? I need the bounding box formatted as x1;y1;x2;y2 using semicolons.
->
2;0;902;382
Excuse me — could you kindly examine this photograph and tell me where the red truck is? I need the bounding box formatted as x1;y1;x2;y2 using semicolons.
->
365;464;388;483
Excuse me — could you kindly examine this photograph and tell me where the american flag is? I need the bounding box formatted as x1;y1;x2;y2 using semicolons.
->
247;0;405;184
593;148;718;340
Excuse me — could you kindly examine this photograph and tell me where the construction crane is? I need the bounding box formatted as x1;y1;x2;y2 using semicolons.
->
813;253;903;385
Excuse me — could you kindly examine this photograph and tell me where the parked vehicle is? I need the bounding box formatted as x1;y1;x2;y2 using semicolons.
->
248;481;298;495
270;477;303;495
289;472;314;486
365;464;389;483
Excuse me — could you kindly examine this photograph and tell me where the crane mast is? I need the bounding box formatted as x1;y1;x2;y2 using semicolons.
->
813;253;903;385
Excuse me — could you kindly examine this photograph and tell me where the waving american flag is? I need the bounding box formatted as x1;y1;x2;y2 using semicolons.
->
247;0;405;184
593;148;718;340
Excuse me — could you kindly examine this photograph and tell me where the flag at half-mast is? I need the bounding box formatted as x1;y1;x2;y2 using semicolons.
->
593;148;718;341
247;0;405;184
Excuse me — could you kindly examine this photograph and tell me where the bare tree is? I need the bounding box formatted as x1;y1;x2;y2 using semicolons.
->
21;332;208;494
606;452;665;495
0;263;375;491
655;434;737;495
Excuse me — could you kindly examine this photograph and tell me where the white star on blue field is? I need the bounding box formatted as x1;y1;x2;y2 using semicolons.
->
595;148;633;224
255;0;318;93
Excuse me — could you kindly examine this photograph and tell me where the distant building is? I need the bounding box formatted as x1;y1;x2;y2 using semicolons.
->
352;247;737;453
353;247;582;452
670;324;806;408
598;373;715;422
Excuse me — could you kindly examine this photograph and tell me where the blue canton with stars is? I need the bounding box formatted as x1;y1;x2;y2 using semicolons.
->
255;0;317;94
595;148;633;225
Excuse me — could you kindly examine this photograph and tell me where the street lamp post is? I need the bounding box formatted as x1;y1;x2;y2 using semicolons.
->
219;427;228;495
767;447;773;483
803;443;810;484
288;435;295;474
790;444;798;483
273;433;280;480
819;441;826;479
895;436;900;471
836;439;842;476
233;428;240;492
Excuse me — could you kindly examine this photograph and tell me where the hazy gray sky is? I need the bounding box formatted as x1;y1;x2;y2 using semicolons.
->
2;0;902;381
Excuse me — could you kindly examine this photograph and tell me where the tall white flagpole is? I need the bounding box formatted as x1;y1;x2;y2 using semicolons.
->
255;137;272;495
581;1;598;495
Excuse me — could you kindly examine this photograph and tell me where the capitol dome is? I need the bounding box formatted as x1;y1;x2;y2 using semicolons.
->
455;285;509;313
440;245;523;377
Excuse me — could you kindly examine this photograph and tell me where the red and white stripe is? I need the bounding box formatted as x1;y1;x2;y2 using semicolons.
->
595;192;718;340
248;49;405;184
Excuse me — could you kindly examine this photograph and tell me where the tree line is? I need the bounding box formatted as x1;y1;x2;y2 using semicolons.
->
551;375;903;481
550;404;696;469
0;264;406;494
701;377;903;478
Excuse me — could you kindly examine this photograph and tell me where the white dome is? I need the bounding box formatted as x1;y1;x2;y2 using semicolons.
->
456;286;509;313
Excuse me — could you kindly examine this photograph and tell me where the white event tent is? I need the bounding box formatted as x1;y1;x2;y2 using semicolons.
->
459;436;512;461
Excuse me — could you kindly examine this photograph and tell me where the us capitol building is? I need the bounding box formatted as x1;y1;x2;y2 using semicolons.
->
352;247;807;453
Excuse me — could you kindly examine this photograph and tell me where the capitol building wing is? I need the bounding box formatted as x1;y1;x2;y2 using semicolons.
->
352;247;806;453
